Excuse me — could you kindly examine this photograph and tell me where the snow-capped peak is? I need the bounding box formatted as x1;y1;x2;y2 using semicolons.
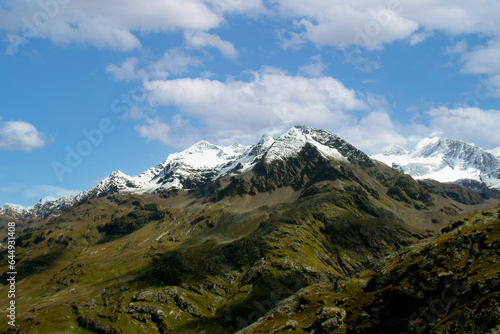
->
264;126;347;162
1;203;31;216
81;126;355;198
372;137;500;189
162;140;250;170
8;128;499;219
382;145;407;156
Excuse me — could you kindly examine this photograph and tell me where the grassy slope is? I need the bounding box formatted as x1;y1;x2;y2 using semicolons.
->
0;155;497;333
238;205;500;334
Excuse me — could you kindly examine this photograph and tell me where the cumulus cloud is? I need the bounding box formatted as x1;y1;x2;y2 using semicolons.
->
2;0;500;57
0;0;223;52
144;67;368;143
460;40;500;75
445;40;468;55
208;0;266;15
458;39;500;96
336;106;500;154
106;57;145;81
424;106;500;149
341;46;381;72
337;111;408;154
275;2;418;50
299;55;327;77
135;115;199;148
274;1;500;50
106;51;202;81
271;0;500;88
0;119;51;152
185;31;238;59
150;50;202;77
129;66;500;154
135;116;172;145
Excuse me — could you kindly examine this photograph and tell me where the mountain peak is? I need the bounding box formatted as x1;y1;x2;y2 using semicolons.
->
382;145;408;156
108;170;128;178
1;203;31;216
9;128;500;220
185;140;218;152
263;126;349;163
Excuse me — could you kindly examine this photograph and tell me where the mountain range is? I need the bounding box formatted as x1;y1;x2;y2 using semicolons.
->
1;126;499;333
372;137;500;190
3;127;500;219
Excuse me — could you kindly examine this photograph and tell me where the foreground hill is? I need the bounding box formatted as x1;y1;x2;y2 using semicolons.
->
0;126;498;333
240;205;500;334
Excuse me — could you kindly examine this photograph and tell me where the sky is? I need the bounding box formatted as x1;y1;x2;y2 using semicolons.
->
1;0;500;207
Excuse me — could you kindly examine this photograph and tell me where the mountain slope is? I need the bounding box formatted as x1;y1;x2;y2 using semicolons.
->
1;126;499;333
238;205;500;334
372;137;500;190
0;126;382;218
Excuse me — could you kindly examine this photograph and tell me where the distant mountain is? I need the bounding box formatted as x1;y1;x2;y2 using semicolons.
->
372;137;500;190
78;126;368;200
5;131;500;220
1;126;374;218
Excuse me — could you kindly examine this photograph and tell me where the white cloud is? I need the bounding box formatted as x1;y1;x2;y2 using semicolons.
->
0;0;223;52
0;119;51;152
185;31;238;59
271;1;500;92
276;2;418;50
488;146;500;158
458;39;500;97
143;67;368;144
337;106;500;154
337;111;408;154
106;57;145;81
409;31;432;46
106;51;202;82
299;55;327;77
274;1;500;49
445;40;468;55
135;115;199;148
460;39;500;75
341;46;381;72
150;50;202;78
207;0;266;15
135;116;172;145
2;0;500;58
424;106;500;149
130;64;500;154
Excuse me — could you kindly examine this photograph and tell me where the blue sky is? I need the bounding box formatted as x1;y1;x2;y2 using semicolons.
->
1;0;500;207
